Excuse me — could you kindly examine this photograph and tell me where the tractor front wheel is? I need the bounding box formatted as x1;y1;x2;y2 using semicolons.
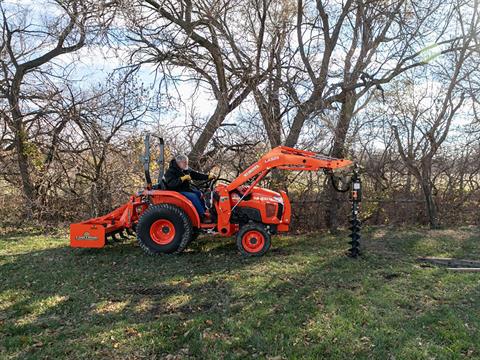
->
236;223;271;257
136;204;192;255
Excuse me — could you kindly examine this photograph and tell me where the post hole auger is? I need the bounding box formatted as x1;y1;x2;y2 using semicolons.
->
328;163;363;257
70;137;363;257
348;165;362;257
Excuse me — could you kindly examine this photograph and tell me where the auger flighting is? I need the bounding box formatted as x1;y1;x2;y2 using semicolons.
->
348;165;362;257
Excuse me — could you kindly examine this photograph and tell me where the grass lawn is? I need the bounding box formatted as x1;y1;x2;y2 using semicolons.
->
1;227;479;359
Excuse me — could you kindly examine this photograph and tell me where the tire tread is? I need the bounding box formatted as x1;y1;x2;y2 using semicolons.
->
236;222;271;257
136;204;192;255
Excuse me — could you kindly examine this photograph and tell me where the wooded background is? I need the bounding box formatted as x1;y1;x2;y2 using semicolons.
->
1;0;479;231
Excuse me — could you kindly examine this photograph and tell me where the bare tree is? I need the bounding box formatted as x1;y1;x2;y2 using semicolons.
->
252;0;295;147
282;0;478;231
66;74;147;216
390;23;473;227
121;0;282;164
0;0;114;217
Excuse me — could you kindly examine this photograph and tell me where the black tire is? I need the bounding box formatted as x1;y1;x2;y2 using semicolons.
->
136;204;192;255
236;223;271;257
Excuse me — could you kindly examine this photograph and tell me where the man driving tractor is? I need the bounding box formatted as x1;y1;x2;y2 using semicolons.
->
164;154;214;219
70;136;362;257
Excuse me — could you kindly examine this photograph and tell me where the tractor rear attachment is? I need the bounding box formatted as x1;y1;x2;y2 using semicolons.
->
70;196;145;248
71;134;160;248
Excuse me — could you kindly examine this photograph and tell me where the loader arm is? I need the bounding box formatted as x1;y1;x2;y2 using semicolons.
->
226;146;353;192
216;146;354;236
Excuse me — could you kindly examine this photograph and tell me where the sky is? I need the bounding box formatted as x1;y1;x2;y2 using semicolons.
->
4;0;218;127
4;0;475;152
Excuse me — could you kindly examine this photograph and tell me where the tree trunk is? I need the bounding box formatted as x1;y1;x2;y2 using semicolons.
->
325;91;357;233
284;106;309;147
13;120;36;218
9;69;36;218
421;180;440;229
254;89;282;147
266;119;282;148
188;101;229;166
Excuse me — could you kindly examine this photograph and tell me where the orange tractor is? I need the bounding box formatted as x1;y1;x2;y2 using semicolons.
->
70;135;362;257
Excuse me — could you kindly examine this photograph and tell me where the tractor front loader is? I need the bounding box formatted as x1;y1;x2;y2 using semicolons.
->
70;136;362;257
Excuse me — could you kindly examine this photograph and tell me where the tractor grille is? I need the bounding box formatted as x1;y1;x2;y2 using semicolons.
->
266;203;276;218
277;203;284;219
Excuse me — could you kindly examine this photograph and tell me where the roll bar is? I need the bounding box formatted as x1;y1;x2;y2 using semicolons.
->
142;134;165;189
143;134;152;189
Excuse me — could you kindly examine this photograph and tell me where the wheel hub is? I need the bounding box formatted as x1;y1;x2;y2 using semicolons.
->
150;219;176;245
242;230;265;253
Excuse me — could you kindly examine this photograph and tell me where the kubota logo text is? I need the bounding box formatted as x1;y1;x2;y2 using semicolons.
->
243;164;259;177
265;156;279;163
75;232;98;241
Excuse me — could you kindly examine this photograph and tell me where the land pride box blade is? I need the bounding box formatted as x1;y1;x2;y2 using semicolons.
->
69;200;143;248
70;223;106;248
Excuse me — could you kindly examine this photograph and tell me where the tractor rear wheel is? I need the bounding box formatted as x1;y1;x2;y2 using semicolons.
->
136;204;192;255
236;223;271;257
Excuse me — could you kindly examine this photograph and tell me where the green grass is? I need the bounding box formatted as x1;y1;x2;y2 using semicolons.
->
1;227;479;359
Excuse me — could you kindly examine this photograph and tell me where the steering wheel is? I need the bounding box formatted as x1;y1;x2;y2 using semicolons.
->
191;177;232;212
192;176;231;192
190;179;210;192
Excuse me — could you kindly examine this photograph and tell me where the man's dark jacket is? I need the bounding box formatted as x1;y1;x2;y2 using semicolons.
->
164;159;208;192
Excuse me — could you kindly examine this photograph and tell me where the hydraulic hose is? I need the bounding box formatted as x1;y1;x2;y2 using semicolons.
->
330;174;351;193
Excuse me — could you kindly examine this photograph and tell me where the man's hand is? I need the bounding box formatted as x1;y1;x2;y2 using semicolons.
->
208;173;215;180
180;174;192;182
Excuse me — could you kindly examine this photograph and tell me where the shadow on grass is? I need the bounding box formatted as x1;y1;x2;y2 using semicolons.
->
0;228;61;242
365;226;480;260
1;228;480;358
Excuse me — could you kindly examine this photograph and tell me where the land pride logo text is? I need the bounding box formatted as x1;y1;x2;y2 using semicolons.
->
75;232;98;241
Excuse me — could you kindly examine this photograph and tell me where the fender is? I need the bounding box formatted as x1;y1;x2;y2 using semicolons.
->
146;190;201;228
